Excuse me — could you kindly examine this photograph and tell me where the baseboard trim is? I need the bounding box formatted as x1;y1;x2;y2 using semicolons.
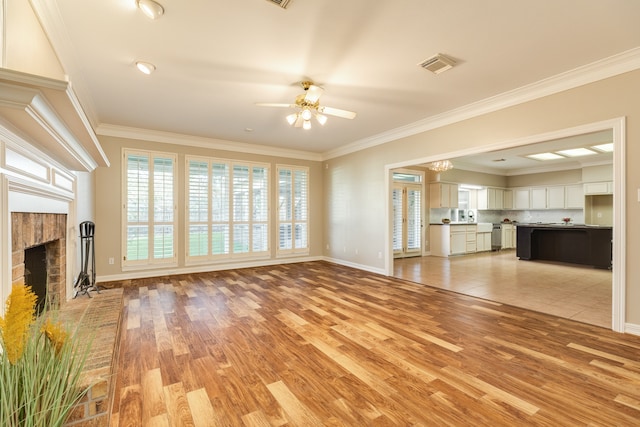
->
322;257;386;276
624;323;640;336
95;256;324;284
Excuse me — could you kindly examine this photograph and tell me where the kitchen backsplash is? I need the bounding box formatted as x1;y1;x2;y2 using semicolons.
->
430;208;585;224
478;209;584;224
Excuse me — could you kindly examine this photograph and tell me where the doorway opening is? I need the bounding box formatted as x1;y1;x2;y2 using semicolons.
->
385;118;625;332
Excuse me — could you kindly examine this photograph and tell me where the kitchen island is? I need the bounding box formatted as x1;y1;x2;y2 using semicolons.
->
516;224;612;269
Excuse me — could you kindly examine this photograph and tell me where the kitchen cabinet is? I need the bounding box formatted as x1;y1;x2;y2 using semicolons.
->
513;188;530;210
530;188;547;209
465;225;477;253
429;225;449;257
429;183;459;208
478;187;504;210
503;189;513;209
476;232;492;251
430;224;478;256
501;223;514;249
584;181;613;195
565;184;584;209
547;186;565;209
450;225;466;255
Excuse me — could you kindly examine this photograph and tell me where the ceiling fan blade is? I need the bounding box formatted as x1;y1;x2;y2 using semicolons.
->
255;103;296;108
318;106;357;119
304;85;324;103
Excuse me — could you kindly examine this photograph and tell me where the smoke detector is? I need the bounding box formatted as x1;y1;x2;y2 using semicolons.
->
266;0;291;8
418;54;456;75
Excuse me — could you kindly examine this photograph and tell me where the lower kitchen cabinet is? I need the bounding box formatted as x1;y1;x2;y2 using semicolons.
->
430;224;478;257
450;227;466;254
501;224;515;249
476;232;492;251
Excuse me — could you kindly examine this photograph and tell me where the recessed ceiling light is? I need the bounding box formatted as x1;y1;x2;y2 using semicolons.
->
591;143;614;153
555;148;597;157
137;0;164;19
526;152;564;161
135;61;156;75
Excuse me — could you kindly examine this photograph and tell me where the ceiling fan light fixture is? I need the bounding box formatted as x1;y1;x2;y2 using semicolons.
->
135;61;156;75
137;0;164;19
303;120;311;130
315;113;327;125
286;113;297;125
301;108;312;121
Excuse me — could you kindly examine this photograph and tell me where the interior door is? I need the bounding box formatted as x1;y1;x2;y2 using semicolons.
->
393;183;422;258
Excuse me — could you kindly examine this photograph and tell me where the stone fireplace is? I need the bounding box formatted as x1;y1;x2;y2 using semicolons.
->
11;213;68;309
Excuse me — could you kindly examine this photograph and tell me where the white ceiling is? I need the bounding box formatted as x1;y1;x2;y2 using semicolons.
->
33;0;640;161
448;129;614;176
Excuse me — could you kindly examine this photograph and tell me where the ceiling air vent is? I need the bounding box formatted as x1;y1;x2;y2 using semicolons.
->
418;54;456;75
266;0;291;8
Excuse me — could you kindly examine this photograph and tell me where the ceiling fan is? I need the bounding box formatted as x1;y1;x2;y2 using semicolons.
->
256;81;357;130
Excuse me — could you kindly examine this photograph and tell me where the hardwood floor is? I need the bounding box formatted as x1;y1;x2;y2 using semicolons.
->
394;250;612;328
110;261;640;426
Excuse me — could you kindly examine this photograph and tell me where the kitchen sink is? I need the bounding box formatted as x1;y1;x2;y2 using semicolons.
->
477;222;493;233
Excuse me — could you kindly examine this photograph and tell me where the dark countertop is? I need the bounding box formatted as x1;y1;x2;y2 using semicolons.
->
516;223;612;230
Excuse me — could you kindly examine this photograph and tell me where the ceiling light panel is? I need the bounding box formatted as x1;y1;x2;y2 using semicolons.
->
591;143;614;152
526;152;565;161
555;148;597;157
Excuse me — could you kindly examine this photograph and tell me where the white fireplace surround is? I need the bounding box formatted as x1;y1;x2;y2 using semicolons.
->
0;69;109;316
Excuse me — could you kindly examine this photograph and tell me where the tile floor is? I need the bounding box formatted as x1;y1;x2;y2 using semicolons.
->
393;249;612;328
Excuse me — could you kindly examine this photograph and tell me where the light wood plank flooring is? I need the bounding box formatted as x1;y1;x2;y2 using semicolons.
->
110;261;639;426
394;250;612;329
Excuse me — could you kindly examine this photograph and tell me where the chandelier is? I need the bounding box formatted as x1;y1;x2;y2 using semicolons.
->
428;160;454;172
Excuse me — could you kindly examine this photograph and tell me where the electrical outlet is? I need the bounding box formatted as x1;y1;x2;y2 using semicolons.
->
378;251;382;259
108;257;114;265
355;249;359;255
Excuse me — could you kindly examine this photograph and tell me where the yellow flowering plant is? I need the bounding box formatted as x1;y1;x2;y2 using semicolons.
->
0;284;92;427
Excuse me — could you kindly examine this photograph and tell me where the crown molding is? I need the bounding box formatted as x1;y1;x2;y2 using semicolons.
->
323;47;640;160
96;124;323;162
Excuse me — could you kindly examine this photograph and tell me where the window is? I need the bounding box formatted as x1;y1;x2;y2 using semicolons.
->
186;157;269;261
123;150;177;267
277;165;309;255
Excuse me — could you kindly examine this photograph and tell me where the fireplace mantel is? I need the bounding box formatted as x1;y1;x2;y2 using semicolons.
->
0;68;109;172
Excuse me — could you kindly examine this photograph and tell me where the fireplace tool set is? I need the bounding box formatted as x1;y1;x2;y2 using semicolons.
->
74;221;100;298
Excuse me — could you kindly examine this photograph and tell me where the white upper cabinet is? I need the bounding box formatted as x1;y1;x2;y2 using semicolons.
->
503;189;513;209
565;184;584;209
429;183;459;208
530;187;547;209
584;181;613;195
513;188;530;210
547;186;565;209
477;187;504;210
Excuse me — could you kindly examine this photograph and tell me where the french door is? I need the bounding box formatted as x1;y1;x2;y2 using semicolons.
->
392;183;422;258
